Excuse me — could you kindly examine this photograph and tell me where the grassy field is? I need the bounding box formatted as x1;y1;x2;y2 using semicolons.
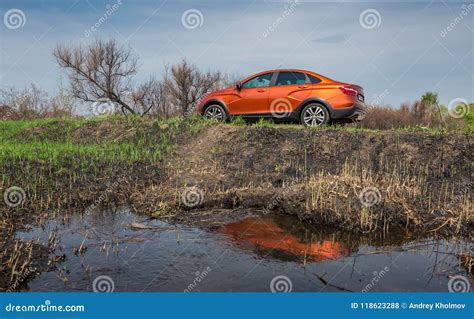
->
0;116;210;207
0;116;207;163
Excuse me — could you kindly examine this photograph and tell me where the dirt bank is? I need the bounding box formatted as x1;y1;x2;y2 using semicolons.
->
133;124;472;236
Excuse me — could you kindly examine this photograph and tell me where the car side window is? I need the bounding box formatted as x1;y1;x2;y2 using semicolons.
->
242;73;274;89
275;72;308;86
307;74;321;84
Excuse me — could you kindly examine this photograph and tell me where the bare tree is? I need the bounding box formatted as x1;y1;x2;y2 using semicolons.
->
53;39;138;115
131;77;171;117
166;59;221;116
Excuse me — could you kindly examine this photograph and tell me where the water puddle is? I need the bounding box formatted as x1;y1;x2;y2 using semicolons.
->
15;209;473;292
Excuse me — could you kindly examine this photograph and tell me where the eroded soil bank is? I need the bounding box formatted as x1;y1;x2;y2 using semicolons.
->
0;118;472;290
140;124;473;236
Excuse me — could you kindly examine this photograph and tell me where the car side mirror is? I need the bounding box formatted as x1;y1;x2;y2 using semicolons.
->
236;82;242;91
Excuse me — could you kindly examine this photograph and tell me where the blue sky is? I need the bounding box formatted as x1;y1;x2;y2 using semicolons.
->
0;0;472;107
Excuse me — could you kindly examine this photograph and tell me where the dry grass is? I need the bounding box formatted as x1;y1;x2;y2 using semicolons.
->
358;101;471;131
303;162;472;233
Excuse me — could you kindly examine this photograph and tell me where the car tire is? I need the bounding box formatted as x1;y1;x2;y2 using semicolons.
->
203;104;227;122
300;103;330;127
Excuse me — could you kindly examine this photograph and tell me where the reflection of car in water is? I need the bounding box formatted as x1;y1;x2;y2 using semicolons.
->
218;217;350;263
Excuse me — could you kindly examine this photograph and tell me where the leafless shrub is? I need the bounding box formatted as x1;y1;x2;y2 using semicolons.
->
48;81;77;118
130;77;171;117
165;59;222;116
0;84;47;119
0;83;75;120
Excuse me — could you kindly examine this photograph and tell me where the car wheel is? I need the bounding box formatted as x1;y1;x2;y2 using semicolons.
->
203;104;227;122
300;103;329;127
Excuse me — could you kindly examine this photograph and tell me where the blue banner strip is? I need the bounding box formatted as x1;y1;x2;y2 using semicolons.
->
1;293;473;319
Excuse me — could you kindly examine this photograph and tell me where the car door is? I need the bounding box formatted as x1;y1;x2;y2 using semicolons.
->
227;72;274;115
267;71;313;117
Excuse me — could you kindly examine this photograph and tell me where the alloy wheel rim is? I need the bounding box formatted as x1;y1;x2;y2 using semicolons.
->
204;106;224;121
303;105;325;126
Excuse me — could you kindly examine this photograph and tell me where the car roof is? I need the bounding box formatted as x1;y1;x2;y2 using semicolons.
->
263;68;311;73
241;69;332;82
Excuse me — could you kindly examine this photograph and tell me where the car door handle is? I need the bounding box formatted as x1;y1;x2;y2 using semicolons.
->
257;89;266;93
298;85;308;89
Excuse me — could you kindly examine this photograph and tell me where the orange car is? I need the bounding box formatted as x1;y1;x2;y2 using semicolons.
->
197;69;367;127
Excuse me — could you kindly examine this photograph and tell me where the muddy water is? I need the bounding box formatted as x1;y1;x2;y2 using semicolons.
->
15;209;473;292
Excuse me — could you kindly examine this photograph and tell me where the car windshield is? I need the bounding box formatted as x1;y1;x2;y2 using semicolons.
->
242;73;273;88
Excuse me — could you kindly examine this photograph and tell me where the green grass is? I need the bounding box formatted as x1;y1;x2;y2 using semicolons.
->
0;115;213;209
0;115;210;168
254;118;275;127
229;116;246;125
463;112;474;134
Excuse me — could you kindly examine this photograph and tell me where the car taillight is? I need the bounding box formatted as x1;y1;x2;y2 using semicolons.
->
339;85;358;96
